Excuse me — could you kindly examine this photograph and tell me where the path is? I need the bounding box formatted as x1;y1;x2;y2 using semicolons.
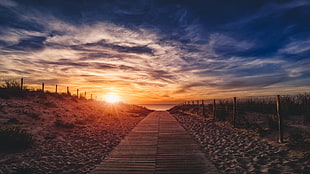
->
90;111;217;174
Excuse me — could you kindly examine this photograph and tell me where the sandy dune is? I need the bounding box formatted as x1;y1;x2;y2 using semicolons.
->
0;92;151;174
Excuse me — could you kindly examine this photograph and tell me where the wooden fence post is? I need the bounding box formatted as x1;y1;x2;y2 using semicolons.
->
84;91;86;98
202;100;205;117
77;89;79;98
91;94;93;100
213;99;216;119
276;95;283;143
67;86;70;95
20;78;23;91
42;83;44;92
198;100;200;114
233;97;237;128
55;85;58;93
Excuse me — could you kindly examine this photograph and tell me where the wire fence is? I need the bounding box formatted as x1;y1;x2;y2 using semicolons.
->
2;77;310;144
0;77;97;100
173;94;310;144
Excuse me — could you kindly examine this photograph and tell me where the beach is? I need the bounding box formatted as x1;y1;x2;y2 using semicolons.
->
0;92;151;173
171;112;310;173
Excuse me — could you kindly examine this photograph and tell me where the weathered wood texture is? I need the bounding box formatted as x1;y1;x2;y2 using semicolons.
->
90;111;217;174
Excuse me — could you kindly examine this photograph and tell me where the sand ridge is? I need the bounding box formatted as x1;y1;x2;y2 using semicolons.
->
0;93;151;174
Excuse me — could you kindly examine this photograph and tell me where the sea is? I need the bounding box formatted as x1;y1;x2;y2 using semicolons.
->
138;104;176;111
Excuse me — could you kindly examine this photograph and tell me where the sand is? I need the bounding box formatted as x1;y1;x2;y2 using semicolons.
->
1;91;309;173
171;112;310;173
0;92;151;174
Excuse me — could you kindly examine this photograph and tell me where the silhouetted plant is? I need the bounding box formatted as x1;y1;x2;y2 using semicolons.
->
0;80;24;98
0;127;34;150
1;80;20;89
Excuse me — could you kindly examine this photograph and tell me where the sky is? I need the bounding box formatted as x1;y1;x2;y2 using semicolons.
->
0;0;309;104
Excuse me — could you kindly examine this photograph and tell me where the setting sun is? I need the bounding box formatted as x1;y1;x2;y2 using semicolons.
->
105;93;120;103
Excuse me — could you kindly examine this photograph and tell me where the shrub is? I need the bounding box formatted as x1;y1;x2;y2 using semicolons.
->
0;80;20;89
0;80;25;98
0;127;34;150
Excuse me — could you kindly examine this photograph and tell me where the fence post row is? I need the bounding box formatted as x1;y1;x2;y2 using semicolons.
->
10;78;291;144
184;96;285;144
276;95;283;143
9;78;96;100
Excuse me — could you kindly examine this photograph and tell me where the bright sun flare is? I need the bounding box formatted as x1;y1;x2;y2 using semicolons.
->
105;93;120;103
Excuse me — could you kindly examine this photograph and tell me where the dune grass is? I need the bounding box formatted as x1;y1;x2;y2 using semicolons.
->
0;127;34;150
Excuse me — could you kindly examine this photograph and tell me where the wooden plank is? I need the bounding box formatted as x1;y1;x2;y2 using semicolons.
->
90;111;217;174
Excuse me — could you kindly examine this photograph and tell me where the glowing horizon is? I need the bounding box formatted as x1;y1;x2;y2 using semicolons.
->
0;0;310;104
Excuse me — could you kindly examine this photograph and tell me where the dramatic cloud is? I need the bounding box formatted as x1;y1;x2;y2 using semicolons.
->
0;0;309;103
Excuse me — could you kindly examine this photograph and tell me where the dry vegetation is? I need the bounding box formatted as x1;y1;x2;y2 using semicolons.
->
174;95;310;147
0;80;152;174
169;96;310;173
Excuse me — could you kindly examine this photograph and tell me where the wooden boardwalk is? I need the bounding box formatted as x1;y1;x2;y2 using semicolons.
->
90;111;217;174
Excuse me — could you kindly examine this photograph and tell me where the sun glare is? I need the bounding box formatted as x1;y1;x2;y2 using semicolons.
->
105;93;120;103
